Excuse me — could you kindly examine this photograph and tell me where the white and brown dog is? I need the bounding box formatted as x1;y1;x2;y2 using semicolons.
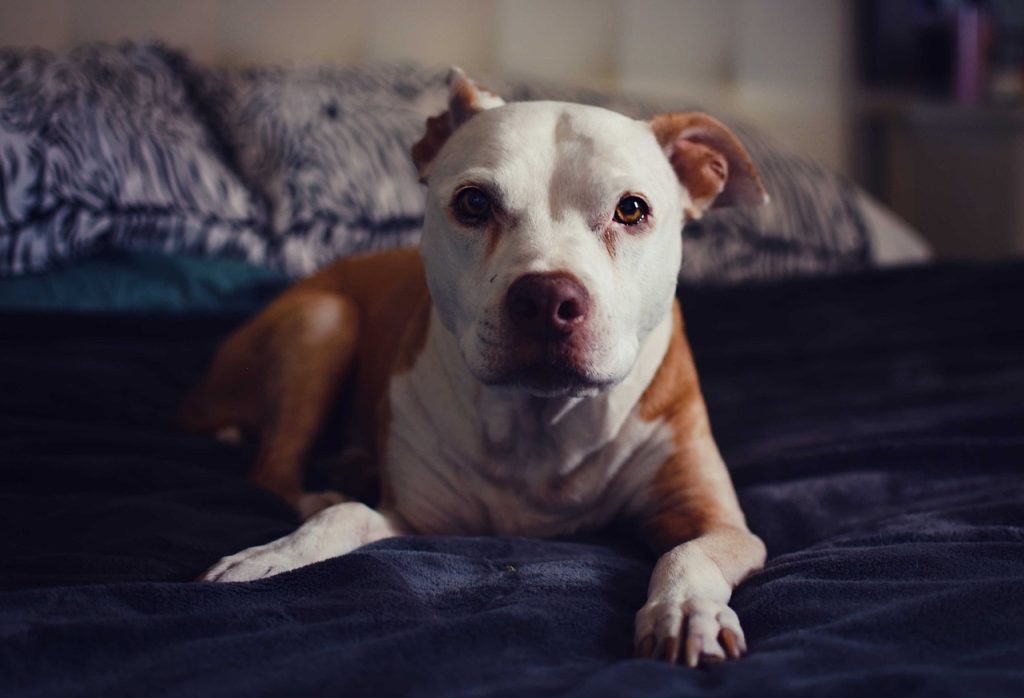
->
182;69;768;668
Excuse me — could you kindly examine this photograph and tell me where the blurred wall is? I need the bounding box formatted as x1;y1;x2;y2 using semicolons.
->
0;0;854;172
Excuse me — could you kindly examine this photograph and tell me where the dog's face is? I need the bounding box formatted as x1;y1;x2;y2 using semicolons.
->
413;70;765;398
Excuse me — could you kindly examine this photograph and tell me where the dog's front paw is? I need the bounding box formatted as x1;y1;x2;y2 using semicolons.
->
634;597;747;667
201;539;306;583
200;502;404;583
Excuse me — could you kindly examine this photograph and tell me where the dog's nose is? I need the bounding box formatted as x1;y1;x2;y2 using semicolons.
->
506;273;590;339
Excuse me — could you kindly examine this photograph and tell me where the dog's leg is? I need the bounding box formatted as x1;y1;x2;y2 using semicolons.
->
632;307;765;667
251;292;362;518
181;290;360;518
633;435;766;667
202;502;406;582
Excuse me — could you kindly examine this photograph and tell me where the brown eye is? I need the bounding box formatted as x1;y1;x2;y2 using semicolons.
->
614;196;648;225
453;187;492;224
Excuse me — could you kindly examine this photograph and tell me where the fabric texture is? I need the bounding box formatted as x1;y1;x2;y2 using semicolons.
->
192;63;444;276
1;261;1022;696
0;42;267;276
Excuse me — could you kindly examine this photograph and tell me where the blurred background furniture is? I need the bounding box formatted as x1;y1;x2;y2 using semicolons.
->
857;99;1024;259
855;0;1024;259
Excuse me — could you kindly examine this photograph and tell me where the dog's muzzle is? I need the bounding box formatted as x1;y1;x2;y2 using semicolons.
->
493;272;609;395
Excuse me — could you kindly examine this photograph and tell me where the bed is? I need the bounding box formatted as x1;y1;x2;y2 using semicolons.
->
1;43;1022;697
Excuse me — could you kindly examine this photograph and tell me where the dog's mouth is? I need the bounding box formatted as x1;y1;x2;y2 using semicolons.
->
478;337;615;397
507;364;614;398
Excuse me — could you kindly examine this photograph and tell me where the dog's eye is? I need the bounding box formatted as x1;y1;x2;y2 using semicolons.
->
614;196;648;225
453;187;492;224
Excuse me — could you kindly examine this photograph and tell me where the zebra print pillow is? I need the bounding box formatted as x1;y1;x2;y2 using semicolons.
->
197;63;877;282
0;43;267;276
194;63;444;277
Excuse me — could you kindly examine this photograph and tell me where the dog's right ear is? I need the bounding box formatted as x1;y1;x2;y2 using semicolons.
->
650;112;768;217
411;67;505;181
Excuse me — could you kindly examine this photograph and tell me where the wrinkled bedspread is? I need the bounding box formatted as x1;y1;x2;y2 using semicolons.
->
1;262;1022;697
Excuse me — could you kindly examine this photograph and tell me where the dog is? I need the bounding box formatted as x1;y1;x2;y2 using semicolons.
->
181;68;768;667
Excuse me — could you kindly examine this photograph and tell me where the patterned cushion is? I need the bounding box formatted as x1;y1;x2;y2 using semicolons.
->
194;63;444;277
196;63;877;282
0;43;267;276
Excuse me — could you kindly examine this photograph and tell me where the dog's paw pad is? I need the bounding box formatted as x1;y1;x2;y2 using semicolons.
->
635;598;747;667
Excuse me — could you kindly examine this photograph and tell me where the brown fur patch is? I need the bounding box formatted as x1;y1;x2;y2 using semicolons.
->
636;302;748;553
448;77;487;125
411;112;454;180
411;71;502;179
182;248;430;506
602;228;617;258
650;112;767;210
667;141;728;210
313;249;430;504
637;304;702;424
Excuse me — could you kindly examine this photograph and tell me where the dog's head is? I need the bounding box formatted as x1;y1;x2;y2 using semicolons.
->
412;68;766;398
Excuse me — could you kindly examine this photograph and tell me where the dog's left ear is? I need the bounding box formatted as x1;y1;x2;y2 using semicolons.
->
650;113;768;217
411;67;505;180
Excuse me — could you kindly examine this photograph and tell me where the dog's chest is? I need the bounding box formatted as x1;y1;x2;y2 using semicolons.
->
381;317;676;538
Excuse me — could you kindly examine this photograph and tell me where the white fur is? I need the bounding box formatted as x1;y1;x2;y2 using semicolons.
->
202;502;405;583
385;309;675;536
384;100;689;536
420;102;686;393
635;542;743;667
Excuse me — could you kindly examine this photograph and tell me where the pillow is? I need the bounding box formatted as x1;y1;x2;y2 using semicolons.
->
193;61;926;282
855;189;932;265
193;63;444;277
0;42;268;276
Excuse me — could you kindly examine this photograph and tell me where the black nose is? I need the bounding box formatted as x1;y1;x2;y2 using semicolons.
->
505;273;591;339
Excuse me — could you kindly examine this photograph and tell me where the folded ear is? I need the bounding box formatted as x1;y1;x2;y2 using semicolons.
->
650;113;768;216
411;67;506;180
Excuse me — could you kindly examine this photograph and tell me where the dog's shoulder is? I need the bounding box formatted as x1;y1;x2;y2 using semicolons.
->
295;248;426;308
301;249;433;467
293;248;431;372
